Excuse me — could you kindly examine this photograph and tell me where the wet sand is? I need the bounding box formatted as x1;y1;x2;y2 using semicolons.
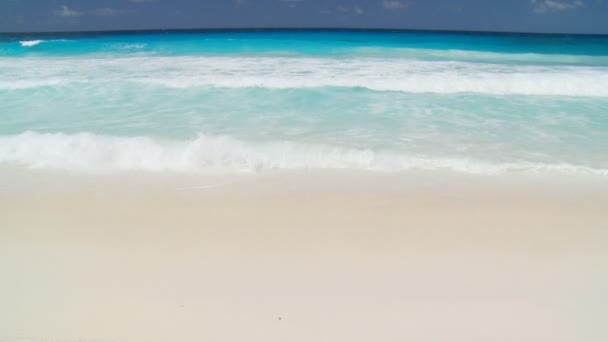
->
1;170;608;342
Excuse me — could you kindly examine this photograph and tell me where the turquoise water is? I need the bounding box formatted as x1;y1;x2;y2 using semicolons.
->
1;30;607;174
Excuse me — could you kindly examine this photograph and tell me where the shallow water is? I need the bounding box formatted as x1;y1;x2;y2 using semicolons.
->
1;30;607;175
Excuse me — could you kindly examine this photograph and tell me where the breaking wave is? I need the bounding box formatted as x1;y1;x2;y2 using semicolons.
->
0;132;606;176
19;40;45;47
1;56;608;96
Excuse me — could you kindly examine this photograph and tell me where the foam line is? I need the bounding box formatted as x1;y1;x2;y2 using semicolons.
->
1;56;607;96
1;132;606;176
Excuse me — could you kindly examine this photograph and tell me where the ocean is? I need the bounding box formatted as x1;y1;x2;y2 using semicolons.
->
1;29;607;176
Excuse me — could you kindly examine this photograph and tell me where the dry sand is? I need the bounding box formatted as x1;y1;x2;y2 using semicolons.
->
1;170;608;342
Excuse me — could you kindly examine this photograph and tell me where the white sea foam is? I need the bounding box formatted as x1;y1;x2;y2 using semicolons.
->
17;39;69;47
355;47;608;66
19;40;44;47
1;56;608;96
0;132;606;176
0;79;68;90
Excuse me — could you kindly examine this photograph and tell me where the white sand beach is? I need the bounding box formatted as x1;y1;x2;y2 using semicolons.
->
1;170;607;342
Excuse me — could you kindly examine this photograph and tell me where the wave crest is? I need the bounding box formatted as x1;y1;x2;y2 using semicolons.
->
19;40;45;47
0;132;606;176
1;57;608;96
